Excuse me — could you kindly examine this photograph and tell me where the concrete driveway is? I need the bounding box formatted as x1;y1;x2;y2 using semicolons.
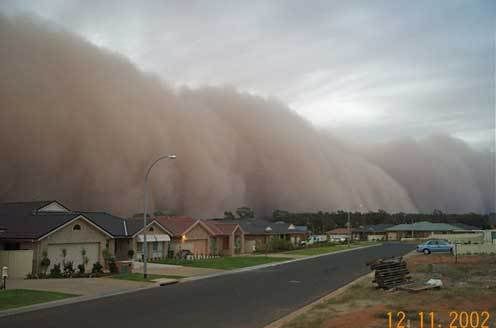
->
7;277;151;296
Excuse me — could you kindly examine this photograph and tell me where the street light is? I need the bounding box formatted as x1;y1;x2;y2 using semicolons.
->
143;154;176;278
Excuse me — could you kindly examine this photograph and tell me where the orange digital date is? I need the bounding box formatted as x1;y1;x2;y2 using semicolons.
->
387;311;491;328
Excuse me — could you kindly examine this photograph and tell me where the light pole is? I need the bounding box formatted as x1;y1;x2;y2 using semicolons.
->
347;211;351;247
143;154;176;278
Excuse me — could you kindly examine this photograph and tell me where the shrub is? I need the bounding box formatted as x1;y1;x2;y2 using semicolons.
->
108;257;118;273
63;261;75;277
92;262;103;274
77;264;85;274
268;238;294;251
26;272;38;279
128;249;135;259
49;264;63;278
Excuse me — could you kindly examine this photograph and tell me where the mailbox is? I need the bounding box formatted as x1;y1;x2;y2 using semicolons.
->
1;267;7;279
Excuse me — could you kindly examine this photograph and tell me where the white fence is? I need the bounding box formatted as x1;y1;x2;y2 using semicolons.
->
0;250;33;278
455;243;496;255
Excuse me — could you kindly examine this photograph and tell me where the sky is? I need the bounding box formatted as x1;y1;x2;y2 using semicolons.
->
1;0;495;151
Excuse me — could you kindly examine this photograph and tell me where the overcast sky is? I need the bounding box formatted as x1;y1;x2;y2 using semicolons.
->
1;0;495;150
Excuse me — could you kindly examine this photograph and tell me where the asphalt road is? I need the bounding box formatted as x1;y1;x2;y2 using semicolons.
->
0;243;413;328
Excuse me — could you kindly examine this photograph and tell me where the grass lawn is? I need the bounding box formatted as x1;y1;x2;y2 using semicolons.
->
110;273;185;282
0;289;77;311
282;241;378;256
152;256;292;270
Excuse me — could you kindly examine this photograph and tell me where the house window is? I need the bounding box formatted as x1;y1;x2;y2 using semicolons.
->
137;242;143;252
152;242;158;251
149;227;154;232
73;224;81;231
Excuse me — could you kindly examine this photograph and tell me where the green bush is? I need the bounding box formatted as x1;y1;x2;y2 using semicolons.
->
268;238;294;251
92;262;103;274
77;264;85;274
63;261;75;277
49;264;63;278
108;258;118;274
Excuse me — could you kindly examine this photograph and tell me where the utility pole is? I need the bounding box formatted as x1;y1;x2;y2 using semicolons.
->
347;211;351;247
411;216;415;239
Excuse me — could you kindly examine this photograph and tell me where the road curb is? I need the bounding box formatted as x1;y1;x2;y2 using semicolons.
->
263;249;418;328
181;243;381;283
265;272;374;328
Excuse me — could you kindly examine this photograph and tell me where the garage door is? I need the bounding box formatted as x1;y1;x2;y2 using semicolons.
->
47;243;99;272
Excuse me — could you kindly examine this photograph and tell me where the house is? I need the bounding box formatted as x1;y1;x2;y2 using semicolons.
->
126;219;172;260
363;224;394;241
212;219;309;252
154;216;245;256
0;201;150;277
326;227;367;241
385;221;462;240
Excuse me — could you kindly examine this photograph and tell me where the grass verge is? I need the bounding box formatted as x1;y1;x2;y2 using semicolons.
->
110;273;184;282
282;241;378;256
151;256;292;270
0;289;77;311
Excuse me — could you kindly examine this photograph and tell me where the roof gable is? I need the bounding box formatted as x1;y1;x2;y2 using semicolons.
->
38;201;70;212
38;215;114;241
131;220;173;237
154;216;197;236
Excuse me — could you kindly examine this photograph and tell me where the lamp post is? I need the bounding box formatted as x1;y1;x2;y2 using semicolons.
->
143;154;176;278
347;211;351;247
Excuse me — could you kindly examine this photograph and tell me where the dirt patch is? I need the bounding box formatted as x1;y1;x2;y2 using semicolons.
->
281;253;496;328
322;305;386;328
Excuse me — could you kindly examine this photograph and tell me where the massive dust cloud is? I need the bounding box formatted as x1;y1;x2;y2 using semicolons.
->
0;16;494;217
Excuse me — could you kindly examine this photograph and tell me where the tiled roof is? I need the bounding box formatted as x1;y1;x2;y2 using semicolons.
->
155;216;242;236
155;216;197;237
386;221;459;232
211;218;308;235
211;222;240;235
0;201;130;239
79;212;129;237
364;224;394;233
327;227;365;234
450;223;482;231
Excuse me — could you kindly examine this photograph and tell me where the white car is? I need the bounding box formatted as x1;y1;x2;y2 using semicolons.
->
301;235;328;245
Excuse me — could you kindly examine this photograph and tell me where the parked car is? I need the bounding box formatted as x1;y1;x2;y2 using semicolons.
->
416;239;454;254
301;235;328;246
176;249;193;259
328;236;346;243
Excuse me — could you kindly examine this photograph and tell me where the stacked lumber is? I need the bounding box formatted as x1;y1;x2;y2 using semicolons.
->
367;256;410;289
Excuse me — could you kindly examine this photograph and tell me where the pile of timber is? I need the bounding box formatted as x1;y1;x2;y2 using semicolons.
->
367;256;411;289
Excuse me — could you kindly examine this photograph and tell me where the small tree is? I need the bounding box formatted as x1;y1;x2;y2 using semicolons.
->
235;206;255;219
80;248;89;273
40;250;51;277
223;211;235;220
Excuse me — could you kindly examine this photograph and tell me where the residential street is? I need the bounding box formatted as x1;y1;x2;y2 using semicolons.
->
0;243;413;328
